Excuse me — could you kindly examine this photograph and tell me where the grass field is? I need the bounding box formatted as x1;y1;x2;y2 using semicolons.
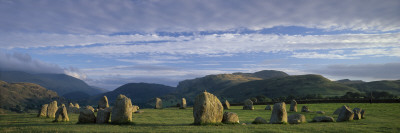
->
1;103;399;132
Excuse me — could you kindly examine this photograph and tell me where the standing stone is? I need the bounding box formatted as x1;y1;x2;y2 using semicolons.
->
222;112;239;124
193;91;224;124
96;108;111;124
269;102;287;124
46;101;58;118
85;105;95;112
67;103;74;113
353;108;362;120
223;100;230;110
333;108;341;115
265;105;272;110
37;104;48;117
111;94;133;124
74;103;80;108
301;106;310;112
290;100;297;112
361;109;365;119
131;105;139;112
243;99;254;110
252;117;268;124
288;114;306;124
337;105;354;122
155;98;162;109
78;108;96;123
180;98;187;109
312;116;335;122
54;104;69;122
98;96;109;109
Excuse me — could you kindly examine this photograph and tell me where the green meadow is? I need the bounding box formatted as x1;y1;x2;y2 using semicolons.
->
1;103;399;133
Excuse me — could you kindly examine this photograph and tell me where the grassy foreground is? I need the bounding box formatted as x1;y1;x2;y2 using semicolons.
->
1;103;399;132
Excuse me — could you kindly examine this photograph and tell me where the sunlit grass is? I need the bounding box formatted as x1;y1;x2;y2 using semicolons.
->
1;103;399;132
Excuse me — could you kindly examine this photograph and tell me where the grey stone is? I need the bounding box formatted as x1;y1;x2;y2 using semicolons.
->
269;102;287;124
193;91;223;124
111;94;133;124
243;99;254;110
222;112;239;124
288;114;306;124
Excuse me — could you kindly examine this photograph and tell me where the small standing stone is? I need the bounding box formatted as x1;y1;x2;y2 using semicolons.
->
46;101;58;118
223;100;230;110
74;103;80;108
54;104;69;122
243;99;254;110
337;105;354;122
269;102;288;124
155;98;162;109
288;114;306;124
98;96;109;109
78;108;96;123
312;116;335;122
96;108;111;124
222;112;239;124
252;117;268;124
265;105;272;110
301;106;310;112
37;104;48;117
290;100;297;112
180;98;187;109
353;108;362;120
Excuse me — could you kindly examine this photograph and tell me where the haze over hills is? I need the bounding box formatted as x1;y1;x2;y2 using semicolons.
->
0;71;105;97
0;80;59;112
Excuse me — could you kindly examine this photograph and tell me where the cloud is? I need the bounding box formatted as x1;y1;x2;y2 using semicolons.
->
310;63;400;80
291;52;358;59
0;0;399;34
0;51;87;80
39;33;399;57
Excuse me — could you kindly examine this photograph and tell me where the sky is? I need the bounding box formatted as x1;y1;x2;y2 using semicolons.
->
0;0;399;90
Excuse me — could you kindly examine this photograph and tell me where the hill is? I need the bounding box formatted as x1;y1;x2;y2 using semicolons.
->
0;71;104;97
0;80;59;112
220;74;361;103
345;80;400;95
89;83;176;108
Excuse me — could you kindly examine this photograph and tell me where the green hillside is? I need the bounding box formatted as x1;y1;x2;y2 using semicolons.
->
0;71;103;96
0;81;59;113
220;74;361;103
346;80;400;95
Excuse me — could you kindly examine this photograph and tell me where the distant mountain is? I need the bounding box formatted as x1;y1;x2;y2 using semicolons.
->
89;83;176;108
335;79;365;84
344;80;400;95
0;71;103;97
220;74;361;103
0;80;59;112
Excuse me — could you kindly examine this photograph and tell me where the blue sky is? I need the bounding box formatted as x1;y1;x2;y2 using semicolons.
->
0;0;399;90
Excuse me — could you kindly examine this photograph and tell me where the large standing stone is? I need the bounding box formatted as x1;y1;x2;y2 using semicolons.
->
290;100;297;112
265;105;272;110
78;108;96;123
288;114;306;124
98;96;109;109
193;91;224;124
269;102;287;124
222;112;239;124
37;104;48;117
54;104;69;122
155;98;162;109
353;108;362;120
337;105;354;122
111;94;133;124
46;101;58;118
96;108;111;124
312;116;335;122
223;100;230;110
180;98;187;109
243;99;254;110
252;117;268;124
301;106;310;112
